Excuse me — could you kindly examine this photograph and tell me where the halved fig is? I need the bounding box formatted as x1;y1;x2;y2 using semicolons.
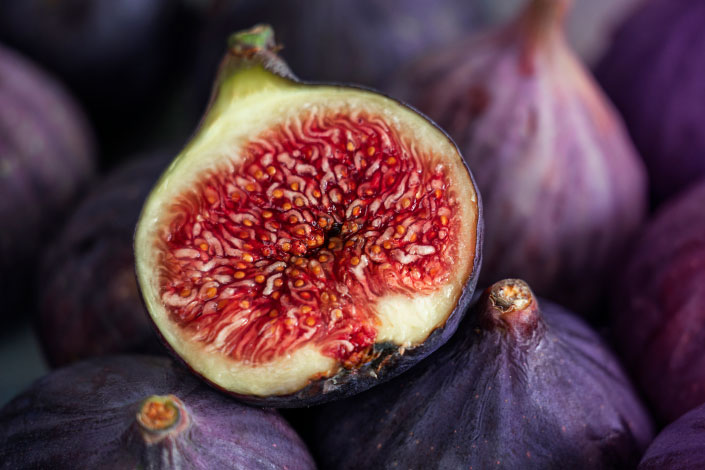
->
134;25;482;406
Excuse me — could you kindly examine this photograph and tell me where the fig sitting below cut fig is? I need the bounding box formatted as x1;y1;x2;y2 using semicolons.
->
0;355;316;469
134;25;482;406
309;279;653;469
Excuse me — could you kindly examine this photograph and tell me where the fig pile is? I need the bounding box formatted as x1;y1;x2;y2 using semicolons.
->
391;0;647;315
14;0;705;466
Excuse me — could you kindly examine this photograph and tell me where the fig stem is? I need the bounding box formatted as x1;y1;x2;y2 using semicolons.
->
228;24;277;55
480;279;542;340
516;0;570;73
137;395;189;444
489;279;533;313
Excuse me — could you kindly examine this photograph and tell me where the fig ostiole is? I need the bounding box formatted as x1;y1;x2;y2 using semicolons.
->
391;0;647;315
309;279;654;469
612;179;705;424
38;153;170;367
134;25;482;406
0;356;317;469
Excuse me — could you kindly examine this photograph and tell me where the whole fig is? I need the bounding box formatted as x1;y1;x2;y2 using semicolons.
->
393;0;647;315
597;0;705;203
38;154;170;367
309;279;654;469
612;179;705;423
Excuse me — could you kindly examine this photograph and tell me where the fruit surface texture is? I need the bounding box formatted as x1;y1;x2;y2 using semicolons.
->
639;402;705;469
134;26;481;405
311;279;653;469
0;355;316;469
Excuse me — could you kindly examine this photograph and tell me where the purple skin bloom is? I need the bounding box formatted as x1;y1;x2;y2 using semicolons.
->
612;180;705;424
0;355;317;469
310;280;653;470
639;402;705;469
597;0;705;204
392;0;647;316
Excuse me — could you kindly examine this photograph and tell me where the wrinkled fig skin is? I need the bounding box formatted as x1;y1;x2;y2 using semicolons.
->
0;356;317;470
38;155;170;367
612;180;705;424
596;0;705;203
392;0;647;315
639;403;705;469
311;281;653;469
0;44;95;322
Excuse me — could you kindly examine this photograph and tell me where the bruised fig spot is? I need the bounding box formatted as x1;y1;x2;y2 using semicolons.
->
158;111;458;366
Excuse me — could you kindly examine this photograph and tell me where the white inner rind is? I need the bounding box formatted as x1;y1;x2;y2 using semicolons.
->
135;69;478;397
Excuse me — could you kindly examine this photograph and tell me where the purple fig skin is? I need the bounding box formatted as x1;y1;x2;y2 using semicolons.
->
392;0;647;315
310;279;654;470
38;154;170;367
0;43;95;320
612;180;705;424
0;355;317;470
638;402;705;469
596;0;705;204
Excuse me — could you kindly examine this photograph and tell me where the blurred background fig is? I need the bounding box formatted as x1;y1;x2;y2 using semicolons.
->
638;402;705;469
0;44;95;324
612;179;705;424
37;154;170;368
309;279;653;469
391;0;647;315
0;355;317;469
0;0;184;163
597;0;705;204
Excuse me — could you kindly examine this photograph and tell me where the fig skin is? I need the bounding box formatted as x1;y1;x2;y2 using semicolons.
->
638;402;705;469
612;180;705;424
391;0;647;315
38;154;170;368
309;280;654;470
0;355;317;470
0;43;95;322
134;25;483;407
596;0;705;203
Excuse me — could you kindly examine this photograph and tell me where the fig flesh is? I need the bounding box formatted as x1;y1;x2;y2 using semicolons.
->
638;402;705;469
134;26;482;406
0;355;316;469
310;279;653;469
0;43;95;321
596;0;705;203
38;154;170;367
612;180;705;423
392;0;647;315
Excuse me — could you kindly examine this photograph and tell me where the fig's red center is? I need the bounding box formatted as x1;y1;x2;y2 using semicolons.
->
158;111;458;365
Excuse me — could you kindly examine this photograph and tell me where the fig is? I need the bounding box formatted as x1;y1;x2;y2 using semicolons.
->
134;26;482;406
392;0;647;315
638;402;705;469
0;355;316;469
38;153;171;368
309;279;653;469
612;179;705;423
0;43;95;321
596;0;705;203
